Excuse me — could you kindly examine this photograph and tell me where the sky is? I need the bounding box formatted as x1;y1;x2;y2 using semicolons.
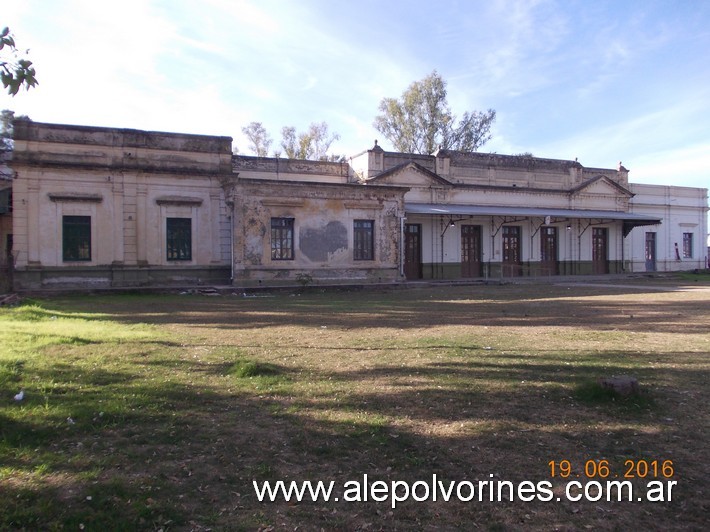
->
3;0;710;191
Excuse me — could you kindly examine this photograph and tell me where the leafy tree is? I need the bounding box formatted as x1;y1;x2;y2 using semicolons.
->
280;121;341;161
1;109;13;151
1;110;29;178
1;110;14;180
1;27;37;96
241;121;272;156
374;70;495;154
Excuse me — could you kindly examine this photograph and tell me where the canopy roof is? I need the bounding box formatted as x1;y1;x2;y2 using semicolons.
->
404;203;661;236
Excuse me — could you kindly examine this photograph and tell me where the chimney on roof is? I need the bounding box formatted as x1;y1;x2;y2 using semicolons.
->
617;161;629;184
368;139;384;174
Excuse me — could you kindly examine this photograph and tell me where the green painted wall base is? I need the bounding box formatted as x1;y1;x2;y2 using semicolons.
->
418;261;625;280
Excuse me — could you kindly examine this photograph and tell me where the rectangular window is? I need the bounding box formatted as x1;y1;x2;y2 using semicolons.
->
62;215;91;262
683;233;693;258
271;217;294;260
0;189;11;214
166;217;192;261
353;220;374;260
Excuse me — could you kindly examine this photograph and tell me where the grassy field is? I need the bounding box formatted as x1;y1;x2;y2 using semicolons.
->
1;279;709;530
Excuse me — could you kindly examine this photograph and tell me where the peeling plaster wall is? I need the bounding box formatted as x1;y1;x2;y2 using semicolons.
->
233;156;352;184
229;178;407;285
442;152;583;189
356;146;630;193
12;119;233;175
11;120;232;289
300;221;348;262
9;120;707;290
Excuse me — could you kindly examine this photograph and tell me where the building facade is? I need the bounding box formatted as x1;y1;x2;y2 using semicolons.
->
1;119;706;290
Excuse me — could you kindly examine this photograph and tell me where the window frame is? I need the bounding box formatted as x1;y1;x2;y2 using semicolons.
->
166;217;193;261
683;232;693;259
62;215;92;262
271;217;295;261
353;219;375;261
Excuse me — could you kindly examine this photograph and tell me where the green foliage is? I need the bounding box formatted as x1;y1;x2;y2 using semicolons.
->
0;27;38;96
295;272;313;287
574;380;623;403
1;109;17;181
675;270;710;283
241;121;273;156
1;109;14;151
0;359;24;390
239;120;342;160
374;70;495;154
229;358;280;378
573;380;655;411
280;121;341;160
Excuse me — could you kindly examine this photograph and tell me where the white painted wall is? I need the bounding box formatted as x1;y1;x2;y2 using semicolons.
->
628;184;708;271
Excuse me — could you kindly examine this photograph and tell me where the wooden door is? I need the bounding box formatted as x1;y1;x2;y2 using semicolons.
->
502;226;522;277
461;225;482;277
404;223;422;280
540;227;558;275
645;232;656;272
592;227;608;274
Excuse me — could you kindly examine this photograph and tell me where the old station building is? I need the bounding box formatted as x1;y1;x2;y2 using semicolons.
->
2;118;707;290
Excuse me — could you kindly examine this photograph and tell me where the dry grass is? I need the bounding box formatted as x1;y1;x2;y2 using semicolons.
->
1;278;709;530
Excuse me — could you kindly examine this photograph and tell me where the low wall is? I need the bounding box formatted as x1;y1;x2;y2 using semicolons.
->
13;265;231;290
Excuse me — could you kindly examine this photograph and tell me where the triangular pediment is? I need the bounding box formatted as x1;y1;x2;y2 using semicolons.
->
570;175;633;197
367;162;451;188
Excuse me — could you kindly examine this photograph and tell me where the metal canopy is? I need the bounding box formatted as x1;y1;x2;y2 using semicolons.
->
404;203;662;236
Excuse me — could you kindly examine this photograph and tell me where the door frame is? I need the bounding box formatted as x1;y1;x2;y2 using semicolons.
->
592;227;609;274
502;225;522;277
540;226;559;275
645;231;657;272
461;224;482;278
404;223;422;280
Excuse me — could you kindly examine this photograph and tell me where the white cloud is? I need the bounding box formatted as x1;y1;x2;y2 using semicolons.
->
1;0;708;199
630;143;710;190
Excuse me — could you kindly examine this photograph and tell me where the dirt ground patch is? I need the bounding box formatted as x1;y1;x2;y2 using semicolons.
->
1;279;708;530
